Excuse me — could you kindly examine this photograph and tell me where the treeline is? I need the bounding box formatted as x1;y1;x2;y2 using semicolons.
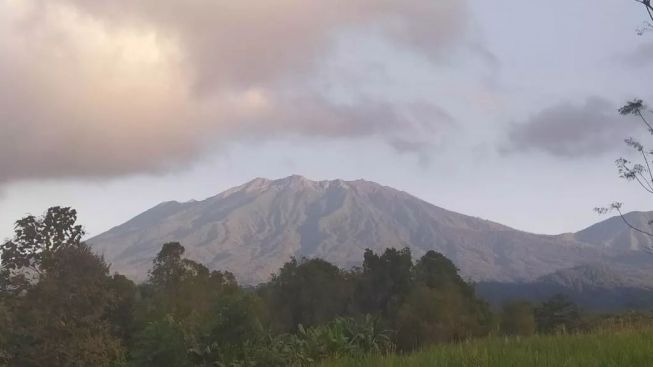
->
0;207;589;367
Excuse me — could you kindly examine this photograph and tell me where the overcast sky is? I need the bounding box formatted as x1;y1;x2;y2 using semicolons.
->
1;0;653;239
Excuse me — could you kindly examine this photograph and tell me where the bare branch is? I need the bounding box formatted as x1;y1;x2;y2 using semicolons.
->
638;111;653;134
635;0;653;23
635;171;653;193
596;203;653;249
641;149;653;185
615;207;653;240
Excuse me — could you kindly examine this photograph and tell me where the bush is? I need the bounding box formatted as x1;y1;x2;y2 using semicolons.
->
130;317;190;367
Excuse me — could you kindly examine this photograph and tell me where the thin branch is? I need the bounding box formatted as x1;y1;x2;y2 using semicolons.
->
635;176;653;193
637;111;653;133
635;0;653;22
635;171;653;192
620;162;653;193
615;208;653;253
641;149;653;185
597;204;653;248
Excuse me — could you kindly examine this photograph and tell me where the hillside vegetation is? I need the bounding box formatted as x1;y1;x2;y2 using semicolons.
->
2;207;652;367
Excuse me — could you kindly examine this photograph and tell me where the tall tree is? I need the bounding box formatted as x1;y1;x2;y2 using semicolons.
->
414;250;472;294
396;251;491;350
262;257;353;332
131;242;242;367
139;242;237;325
0;206;84;293
535;294;582;334
0;208;126;366
355;248;414;320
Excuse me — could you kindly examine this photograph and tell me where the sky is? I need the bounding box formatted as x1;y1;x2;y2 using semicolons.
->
1;0;653;239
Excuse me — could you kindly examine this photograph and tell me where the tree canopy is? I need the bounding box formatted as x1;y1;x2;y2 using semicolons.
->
0;207;587;366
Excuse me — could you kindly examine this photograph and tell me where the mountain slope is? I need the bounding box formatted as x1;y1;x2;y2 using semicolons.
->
537;264;628;291
477;264;653;312
91;175;612;284
575;211;653;251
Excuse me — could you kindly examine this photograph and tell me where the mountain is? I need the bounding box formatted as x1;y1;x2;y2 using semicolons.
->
537;264;628;291
477;264;653;312
89;175;643;285
574;211;653;251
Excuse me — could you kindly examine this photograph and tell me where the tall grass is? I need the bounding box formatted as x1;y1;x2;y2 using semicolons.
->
320;329;653;367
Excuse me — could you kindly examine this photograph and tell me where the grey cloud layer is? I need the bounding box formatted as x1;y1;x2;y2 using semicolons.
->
621;42;653;68
0;1;469;182
504;97;635;157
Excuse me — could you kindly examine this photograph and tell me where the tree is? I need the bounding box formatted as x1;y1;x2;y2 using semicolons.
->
0;206;84;293
596;100;653;238
414;250;473;295
149;242;200;289
262;257;353;332
355;248;414;320
0;207;126;367
535;294;582;334
596;3;653;239
130;316;190;367
395;251;492;350
191;293;266;365
107;273;138;345
6;244;126;367
0;298;11;366
132;242;243;366
500;301;536;337
138;242;237;326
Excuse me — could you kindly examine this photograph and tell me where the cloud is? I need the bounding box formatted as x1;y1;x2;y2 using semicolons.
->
503;97;636;157
60;0;469;88
620;42;653;68
0;0;470;183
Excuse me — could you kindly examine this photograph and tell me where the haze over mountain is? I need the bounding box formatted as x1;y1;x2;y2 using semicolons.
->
90;176;652;285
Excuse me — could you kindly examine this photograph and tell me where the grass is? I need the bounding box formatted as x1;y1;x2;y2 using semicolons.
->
320;329;653;367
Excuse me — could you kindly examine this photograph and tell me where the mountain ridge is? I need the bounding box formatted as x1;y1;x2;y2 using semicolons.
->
89;175;651;285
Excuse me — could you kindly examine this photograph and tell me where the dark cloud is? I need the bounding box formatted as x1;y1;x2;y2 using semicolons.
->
0;0;469;183
503;97;636;157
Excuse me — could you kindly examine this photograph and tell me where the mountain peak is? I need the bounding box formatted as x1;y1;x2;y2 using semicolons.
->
220;175;372;199
241;175;381;187
277;174;309;182
273;175;315;188
89;176;642;285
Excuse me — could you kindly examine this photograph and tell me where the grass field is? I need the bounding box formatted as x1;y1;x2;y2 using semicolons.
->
320;329;653;367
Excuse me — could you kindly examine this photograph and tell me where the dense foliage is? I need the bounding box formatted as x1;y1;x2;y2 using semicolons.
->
0;208;593;366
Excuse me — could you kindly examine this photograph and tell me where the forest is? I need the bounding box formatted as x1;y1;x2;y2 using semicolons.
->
1;207;633;367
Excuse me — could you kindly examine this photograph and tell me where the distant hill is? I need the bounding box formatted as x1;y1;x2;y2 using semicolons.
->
537;264;628;290
89;175;652;286
477;264;653;311
574;211;653;251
